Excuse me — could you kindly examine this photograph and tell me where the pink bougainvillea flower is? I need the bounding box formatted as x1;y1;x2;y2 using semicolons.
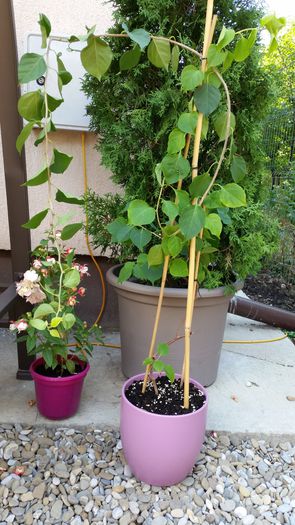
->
33;259;42;269
67;296;77;306
46;256;56;265
10;319;29;333
23;269;39;282
26;286;46;305
64;248;75;255
79;264;89;276
77;287;86;296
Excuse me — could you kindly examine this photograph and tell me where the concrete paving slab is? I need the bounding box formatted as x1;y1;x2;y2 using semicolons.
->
0;315;294;434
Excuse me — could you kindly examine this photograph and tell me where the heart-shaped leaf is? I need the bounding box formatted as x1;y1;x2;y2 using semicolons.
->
147;38;170;70
81;36;113;80
194;84;221;116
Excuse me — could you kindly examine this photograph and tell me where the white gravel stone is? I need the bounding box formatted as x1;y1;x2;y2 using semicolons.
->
112;506;124;519
171;508;184;518
234;506;247;519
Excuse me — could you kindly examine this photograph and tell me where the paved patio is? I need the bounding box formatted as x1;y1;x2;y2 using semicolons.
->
0;310;294;436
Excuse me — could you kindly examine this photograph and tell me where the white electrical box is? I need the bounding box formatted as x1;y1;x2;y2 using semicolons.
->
27;34;91;131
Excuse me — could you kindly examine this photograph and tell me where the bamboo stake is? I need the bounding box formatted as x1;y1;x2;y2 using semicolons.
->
142;134;192;393
183;0;215;409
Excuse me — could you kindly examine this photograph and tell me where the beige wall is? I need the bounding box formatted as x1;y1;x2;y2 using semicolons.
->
0;0;118;254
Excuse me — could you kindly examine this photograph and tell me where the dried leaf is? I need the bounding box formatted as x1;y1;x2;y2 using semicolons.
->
13;466;26;476
231;394;239;402
286;395;295;401
28;399;36;407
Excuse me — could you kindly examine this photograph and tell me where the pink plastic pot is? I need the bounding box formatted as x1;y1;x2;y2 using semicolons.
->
30;357;90;420
120;373;208;486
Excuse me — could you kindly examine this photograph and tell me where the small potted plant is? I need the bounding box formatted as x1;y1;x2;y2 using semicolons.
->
11;14;102;420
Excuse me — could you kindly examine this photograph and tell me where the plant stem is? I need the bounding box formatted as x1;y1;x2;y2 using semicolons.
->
183;0;215;410
142;133;191;394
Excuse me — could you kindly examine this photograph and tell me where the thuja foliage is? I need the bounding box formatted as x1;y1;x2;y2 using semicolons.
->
83;0;279;286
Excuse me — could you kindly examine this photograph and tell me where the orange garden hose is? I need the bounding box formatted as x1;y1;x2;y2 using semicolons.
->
81;132;106;325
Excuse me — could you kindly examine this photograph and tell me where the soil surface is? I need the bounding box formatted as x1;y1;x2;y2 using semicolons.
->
243;269;295;312
125;376;206;415
35;362;85;378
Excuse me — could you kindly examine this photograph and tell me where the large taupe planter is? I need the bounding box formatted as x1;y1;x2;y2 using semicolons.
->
107;265;242;386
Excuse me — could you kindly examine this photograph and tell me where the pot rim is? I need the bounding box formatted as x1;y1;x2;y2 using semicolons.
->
107;264;243;298
122;373;208;419
30;356;90;383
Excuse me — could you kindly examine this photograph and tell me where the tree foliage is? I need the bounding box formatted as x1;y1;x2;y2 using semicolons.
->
83;0;279;286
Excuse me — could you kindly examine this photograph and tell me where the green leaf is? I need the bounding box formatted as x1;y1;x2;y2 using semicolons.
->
38;13;51;48
57;56;72;90
62;313;76;330
217;207;232;225
207;44;226;67
213;111;236;141
133;258;163;285
170;258;188;277
50;148;73;173
230;155;247;183
51;317;62;328
23;167;48;187
204;190;222;209
247;29;257;49
18;53;47;84
233;37;251;62
22;208;48;229
205;213;222;238
220;183;247;208
118;261;135;283
162;200;179;223
107;217;132;242
143;357;153;366
174;189;190;211
179;205;206;240
63;269;81;288
60;223;83;240
260;15;286;38
157;343;169;356
167;128;186;154
16;122;35;154
43;348;53;367
18;91;44;121
217;26;235;50
47;95;63;112
147;245;163;266
161;154;191;184
34;119;55;146
167;236;183;257
26;335;36;353
34;303;55;319
68;25;96;43
29;318;47;330
171;45;180;72
81;36;113;80
164;364;175;382
55;189;84;205
147;38;170;70
49;329;60;339
222;50;234;72
194;84;221;116
155;163;162;185
189;173;212;199
202;116;209;139
122;24;150;50
177;112;198;135
119;44;141;71
130;228;151;250
181;65;204;92
128;199;155;226
153;360;165;372
66;359;76;374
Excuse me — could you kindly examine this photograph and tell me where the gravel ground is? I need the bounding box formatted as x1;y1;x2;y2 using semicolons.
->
0;426;294;525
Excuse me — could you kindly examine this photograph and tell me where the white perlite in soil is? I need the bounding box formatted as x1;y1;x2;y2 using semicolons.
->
0;424;294;524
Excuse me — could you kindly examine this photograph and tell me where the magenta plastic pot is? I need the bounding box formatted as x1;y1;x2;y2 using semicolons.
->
30;357;90;420
120;374;208;486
